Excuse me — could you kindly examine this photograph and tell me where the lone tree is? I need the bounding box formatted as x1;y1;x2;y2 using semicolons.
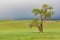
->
29;4;54;33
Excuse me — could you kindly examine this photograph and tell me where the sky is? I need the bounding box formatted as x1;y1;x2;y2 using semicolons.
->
0;0;60;20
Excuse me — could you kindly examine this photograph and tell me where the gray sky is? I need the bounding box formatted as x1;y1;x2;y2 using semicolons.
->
0;0;60;20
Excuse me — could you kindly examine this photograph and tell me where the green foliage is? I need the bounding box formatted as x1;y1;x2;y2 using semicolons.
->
44;11;54;19
48;5;53;10
56;20;60;22
32;4;54;22
32;8;40;16
29;19;39;28
32;19;39;25
42;4;49;8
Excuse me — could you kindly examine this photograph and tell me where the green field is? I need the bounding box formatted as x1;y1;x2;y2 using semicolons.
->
0;20;60;40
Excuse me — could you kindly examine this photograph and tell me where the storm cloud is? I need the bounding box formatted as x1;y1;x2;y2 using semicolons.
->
0;0;60;20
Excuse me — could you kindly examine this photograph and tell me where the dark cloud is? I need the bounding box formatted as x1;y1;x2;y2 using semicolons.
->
0;0;60;20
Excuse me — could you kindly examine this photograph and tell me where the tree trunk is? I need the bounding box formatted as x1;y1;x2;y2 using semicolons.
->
40;20;43;32
37;16;43;33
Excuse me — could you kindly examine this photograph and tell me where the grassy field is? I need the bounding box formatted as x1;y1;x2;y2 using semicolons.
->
0;20;60;40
